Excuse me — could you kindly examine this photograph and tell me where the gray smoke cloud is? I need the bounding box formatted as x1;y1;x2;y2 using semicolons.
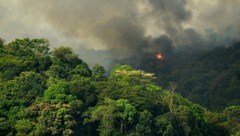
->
0;0;240;68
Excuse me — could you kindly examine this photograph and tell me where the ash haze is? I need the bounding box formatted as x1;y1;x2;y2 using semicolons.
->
0;0;240;69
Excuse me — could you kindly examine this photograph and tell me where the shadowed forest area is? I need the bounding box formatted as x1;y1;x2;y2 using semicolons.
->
139;41;240;111
0;38;240;136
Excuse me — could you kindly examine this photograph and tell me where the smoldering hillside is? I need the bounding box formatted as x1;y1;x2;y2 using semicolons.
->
1;0;240;69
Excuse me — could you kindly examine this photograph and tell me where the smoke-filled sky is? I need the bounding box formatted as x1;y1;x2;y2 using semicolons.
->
1;0;240;68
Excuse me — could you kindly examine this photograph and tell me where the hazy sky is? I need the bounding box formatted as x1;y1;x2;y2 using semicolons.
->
1;0;239;68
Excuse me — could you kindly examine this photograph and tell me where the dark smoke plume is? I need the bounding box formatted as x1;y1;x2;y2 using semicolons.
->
1;0;240;68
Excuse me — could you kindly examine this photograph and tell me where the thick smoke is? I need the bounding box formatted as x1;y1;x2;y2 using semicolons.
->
0;0;240;68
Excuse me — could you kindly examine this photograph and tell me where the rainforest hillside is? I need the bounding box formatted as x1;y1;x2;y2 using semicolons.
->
0;38;240;136
140;42;240;111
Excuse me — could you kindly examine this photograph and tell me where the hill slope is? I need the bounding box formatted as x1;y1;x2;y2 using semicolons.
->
140;42;240;111
0;38;240;135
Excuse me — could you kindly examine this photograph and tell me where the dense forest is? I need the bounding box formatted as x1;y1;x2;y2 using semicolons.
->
140;42;240;111
0;38;240;136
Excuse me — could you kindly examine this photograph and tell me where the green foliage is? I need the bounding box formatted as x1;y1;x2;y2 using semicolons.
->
0;55;32;80
70;63;91;77
15;119;33;136
52;46;82;68
44;82;77;104
0;38;50;81
0;38;3;47
109;64;134;79
155;113;179;136
92;64;106;81
69;77;97;108
222;106;240;135
145;42;240;111
116;99;136;134
0;38;239;136
85;98;116;136
135;110;153;136
52;46;73;60
7;38;49;56
116;99;136;123
3;71;46;106
0;117;11;136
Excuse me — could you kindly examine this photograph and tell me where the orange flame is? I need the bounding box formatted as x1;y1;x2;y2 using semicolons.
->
155;53;164;60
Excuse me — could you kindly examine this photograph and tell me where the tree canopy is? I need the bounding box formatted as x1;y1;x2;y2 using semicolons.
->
0;38;239;135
